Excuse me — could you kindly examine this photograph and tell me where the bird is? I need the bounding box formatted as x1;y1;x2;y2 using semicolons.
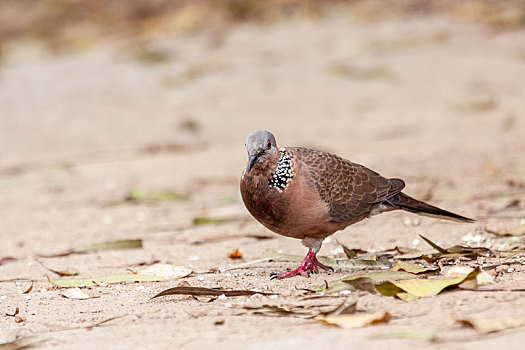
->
240;130;474;279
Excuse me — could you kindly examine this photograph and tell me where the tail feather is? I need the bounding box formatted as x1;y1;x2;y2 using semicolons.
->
388;193;474;223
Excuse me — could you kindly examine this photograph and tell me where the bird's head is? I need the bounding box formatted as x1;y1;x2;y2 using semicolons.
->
245;130;278;173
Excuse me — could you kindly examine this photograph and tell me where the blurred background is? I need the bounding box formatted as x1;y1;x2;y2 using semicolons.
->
0;0;524;253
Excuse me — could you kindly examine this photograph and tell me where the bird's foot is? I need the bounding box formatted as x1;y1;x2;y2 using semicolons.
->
270;250;334;280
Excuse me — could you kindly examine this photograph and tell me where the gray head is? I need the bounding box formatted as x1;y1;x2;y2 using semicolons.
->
245;130;278;172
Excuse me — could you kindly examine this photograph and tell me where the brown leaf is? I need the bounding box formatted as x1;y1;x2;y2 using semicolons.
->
152;286;277;299
21;283;33;294
5;307;19;317
419;235;491;261
0;257;18;265
37;260;79;277
336;240;367;259
418;235;449;254
228;249;243;259
14;315;26;323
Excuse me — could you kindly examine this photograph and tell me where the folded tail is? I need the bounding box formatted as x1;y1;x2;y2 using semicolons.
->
388;193;474;223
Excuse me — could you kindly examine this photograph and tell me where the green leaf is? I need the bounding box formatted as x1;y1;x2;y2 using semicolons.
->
376;268;480;300
72;239;143;253
48;274;166;287
126;189;188;202
39;239;143;258
192;217;232;226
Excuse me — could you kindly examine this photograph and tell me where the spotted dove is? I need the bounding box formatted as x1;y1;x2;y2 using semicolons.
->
240;130;473;279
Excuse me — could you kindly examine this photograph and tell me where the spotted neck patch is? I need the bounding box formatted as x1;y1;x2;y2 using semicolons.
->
269;148;295;191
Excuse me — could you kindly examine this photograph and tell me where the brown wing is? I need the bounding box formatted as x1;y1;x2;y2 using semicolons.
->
290;147;405;222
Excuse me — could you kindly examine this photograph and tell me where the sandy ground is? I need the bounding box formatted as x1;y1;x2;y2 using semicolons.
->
1;12;525;349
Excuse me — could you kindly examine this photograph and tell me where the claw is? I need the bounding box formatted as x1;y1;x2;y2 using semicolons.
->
269;250;334;280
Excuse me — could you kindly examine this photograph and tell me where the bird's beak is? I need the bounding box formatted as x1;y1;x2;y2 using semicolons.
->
247;154;258;173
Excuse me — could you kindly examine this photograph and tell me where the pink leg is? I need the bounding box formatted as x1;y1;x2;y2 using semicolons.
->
270;250;334;279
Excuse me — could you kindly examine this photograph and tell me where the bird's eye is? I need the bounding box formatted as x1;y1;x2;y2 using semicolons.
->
266;140;272;149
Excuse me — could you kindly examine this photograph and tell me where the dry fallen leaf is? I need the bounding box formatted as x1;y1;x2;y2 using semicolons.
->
391;261;439;274
14;315;26;323
457;316;525;334
191;234;273;245
48;273;165;288
192;217;233;226
419;235;491;261
0;257;17;266
5;307;19;317
61;287;90;300
16;283;33;295
139;264;192;280
446;266;495;286
126;189;188;202
228;249;243;259
485;223;525;237
152;286;277;299
316;312;391;328
37;260;79;277
312;270;416;294
39;239;143;258
376;268;480;300
0;336;47;350
240;296;357;319
259;250;388;270
336;240;368;259
373;331;436;340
